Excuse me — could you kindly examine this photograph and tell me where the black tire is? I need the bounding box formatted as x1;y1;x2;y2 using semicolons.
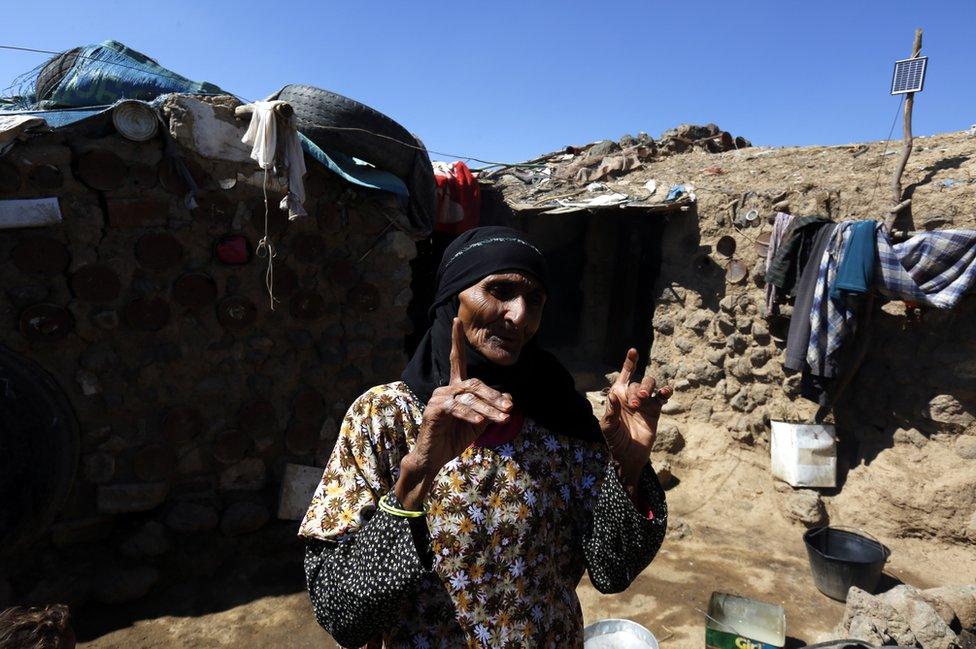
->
0;345;79;560
274;84;434;236
35;47;81;104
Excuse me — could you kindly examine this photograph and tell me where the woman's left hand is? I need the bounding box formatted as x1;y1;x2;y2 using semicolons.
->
601;348;673;483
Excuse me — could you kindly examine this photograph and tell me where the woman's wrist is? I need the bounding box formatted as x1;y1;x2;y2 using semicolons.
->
394;453;438;511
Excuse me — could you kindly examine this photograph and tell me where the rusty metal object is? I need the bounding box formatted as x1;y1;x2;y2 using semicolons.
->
26;164;63;192
716;235;737;258
77;150;127;191
289;290;328;322
132;444;176;481
124;297;171;331
727;260;748;284
293;234;327;264
135;233;184;270
12;237;70;277
19;303;74;342
347;282;380;313
217;295;257;330
213;429;251;464
163;406;203;444
70;264;121;303
0;160;22;194
172;273;217;309
238;399;276;437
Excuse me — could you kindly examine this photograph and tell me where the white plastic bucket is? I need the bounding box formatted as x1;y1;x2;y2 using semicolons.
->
770;421;837;488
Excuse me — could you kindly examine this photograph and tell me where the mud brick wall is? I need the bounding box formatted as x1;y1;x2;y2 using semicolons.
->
0;124;416;605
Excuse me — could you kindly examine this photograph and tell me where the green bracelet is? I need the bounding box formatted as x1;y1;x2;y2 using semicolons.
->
378;493;426;518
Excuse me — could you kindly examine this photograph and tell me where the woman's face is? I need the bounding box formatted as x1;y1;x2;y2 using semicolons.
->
457;272;546;366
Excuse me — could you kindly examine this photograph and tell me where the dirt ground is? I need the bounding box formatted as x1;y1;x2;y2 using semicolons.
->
78;418;976;649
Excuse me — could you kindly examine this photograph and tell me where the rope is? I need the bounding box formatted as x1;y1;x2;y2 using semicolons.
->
254;167;278;310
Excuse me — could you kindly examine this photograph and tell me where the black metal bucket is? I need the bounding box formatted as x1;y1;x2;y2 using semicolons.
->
803;526;890;602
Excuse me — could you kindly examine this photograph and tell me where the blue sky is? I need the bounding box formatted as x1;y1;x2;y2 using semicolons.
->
2;1;974;164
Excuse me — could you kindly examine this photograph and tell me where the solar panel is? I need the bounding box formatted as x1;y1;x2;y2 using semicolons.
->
891;56;928;95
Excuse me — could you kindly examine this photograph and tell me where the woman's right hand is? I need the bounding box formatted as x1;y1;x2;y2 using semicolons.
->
395;318;513;510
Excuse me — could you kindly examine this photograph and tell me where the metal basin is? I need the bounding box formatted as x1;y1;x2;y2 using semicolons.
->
584;619;659;649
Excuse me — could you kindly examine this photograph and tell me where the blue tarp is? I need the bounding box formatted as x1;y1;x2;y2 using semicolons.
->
0;41;408;198
38;40;224;108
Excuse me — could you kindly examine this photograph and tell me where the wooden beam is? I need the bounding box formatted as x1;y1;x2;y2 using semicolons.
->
885;28;923;232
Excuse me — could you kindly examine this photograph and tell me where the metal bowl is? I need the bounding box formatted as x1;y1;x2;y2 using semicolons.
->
584;619;659;649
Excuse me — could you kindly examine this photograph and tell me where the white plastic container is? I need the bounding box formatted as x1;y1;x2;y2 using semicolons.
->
770;421;837;488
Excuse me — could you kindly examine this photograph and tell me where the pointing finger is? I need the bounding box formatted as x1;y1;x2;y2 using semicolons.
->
618;348;638;386
450;317;467;383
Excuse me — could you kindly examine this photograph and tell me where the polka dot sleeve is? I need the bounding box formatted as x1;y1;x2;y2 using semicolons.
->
582;462;668;594
304;493;429;648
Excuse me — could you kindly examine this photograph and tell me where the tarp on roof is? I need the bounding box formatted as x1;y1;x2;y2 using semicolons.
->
32;40;225;109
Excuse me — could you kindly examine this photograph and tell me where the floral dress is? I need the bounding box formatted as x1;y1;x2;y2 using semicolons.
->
299;382;667;648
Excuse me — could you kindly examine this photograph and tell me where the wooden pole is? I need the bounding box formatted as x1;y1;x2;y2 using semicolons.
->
885;28;923;232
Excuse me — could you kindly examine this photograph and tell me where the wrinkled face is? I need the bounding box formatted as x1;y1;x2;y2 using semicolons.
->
457;272;547;366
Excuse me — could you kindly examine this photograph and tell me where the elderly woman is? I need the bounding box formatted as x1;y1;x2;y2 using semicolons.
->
299;226;672;648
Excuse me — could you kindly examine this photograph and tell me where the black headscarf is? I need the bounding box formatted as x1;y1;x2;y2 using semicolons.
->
401;226;602;443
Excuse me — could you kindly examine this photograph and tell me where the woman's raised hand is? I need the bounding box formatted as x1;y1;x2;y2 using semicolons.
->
396;318;513;509
601;348;673;483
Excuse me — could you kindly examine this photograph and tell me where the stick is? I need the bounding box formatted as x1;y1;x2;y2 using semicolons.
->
885;28;923;233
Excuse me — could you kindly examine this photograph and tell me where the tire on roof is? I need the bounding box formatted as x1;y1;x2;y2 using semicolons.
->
273;84;435;236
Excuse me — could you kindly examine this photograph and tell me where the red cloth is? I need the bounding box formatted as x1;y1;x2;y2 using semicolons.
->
433;161;480;234
473;410;523;448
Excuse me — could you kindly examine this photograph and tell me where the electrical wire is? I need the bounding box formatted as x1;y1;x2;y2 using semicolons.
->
867;94;906;209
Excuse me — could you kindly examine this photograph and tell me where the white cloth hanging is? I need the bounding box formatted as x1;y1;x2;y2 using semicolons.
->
241;101;307;219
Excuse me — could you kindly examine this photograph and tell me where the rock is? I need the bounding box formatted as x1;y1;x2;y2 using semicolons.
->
165;502;219;533
882;585;959;649
924;586;976;630
728;358;753;381
690;399;713;421
588;140;620;157
893;426;929;448
220;501;270;536
717;316;735;335
97;483;169;513
839;587;916;646
706;349;727;367
92;309;119;329
719;296;735;313
75;369;101;395
655;460;676;488
661;401;686;415
653;315;674;334
781;489;827;527
730;391;753;412
674;338;694;354
736;317;752;334
749;348;771;368
926;394;975;431
50;516;113;547
955;436;976;460
673;379;692;390
727;334;748;355
653;423;685;453
219;458;266;491
752;320;770;340
92;565;160;604
683;312;711;334
82;452;116;484
119;521;169;559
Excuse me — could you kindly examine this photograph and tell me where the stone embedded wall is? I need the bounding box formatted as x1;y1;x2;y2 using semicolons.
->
647;196;976;545
0;116;416;606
